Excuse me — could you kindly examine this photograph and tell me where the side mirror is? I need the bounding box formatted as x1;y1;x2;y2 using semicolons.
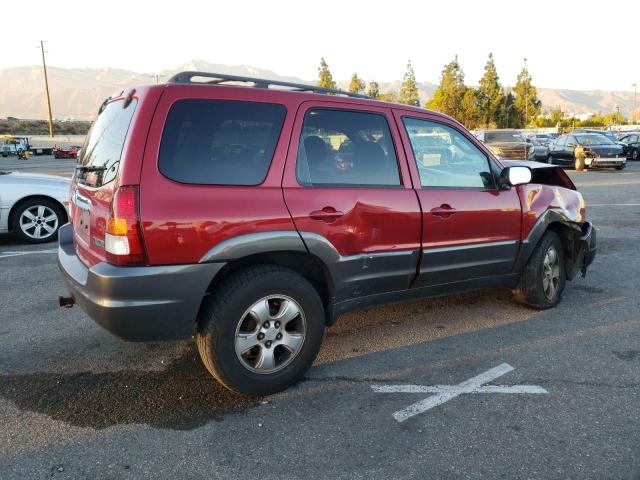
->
566;143;575;147
498;166;532;190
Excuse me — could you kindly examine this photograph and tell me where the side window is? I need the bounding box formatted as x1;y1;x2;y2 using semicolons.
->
556;136;566;147
296;109;401;187
402;118;494;189
567;136;576;145
158;99;286;185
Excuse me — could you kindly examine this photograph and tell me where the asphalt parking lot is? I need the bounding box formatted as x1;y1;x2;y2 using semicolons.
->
1;159;639;479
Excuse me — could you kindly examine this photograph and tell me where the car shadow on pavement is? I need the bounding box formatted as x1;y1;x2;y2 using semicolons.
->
0;346;259;431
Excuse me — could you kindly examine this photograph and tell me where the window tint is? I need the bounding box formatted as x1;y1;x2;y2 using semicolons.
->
78;98;137;187
296;109;400;187
402;118;494;189
158;99;286;185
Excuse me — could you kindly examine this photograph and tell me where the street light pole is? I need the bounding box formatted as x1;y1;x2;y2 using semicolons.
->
39;40;54;138
632;83;637;125
524;58;528;129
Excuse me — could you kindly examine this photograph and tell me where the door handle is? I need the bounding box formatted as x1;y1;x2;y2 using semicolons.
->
430;204;456;218
309;207;344;223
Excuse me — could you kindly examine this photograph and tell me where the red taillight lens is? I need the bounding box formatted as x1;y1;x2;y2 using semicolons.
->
105;186;146;266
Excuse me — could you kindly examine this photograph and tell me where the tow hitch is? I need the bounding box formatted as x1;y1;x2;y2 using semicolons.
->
58;295;75;308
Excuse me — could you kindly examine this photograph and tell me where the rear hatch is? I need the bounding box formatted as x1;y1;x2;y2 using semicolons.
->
71;94;138;267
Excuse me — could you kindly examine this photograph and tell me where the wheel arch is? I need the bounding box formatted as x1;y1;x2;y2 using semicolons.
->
515;210;585;280
7;195;69;232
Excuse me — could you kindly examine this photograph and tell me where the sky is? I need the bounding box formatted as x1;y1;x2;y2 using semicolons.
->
5;0;639;92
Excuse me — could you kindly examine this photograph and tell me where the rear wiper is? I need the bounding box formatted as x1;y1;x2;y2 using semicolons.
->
75;165;107;172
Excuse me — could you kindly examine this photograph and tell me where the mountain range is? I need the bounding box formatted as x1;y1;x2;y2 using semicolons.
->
0;60;635;121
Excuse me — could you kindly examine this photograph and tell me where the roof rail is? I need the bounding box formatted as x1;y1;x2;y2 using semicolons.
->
167;71;370;99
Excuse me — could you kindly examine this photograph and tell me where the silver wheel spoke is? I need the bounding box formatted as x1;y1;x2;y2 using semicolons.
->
250;298;271;323
43;214;57;222
276;299;301;324
21;221;36;230
255;346;275;370
34;225;43;238
23;210;36;221
37;206;45;217
280;332;304;353
235;331;260;356
41;223;55;234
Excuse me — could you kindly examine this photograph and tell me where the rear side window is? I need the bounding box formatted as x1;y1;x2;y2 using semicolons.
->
78;98;137;187
296;109;401;187
158;99;286;185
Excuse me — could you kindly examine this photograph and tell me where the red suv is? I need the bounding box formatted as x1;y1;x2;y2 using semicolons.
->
58;72;596;395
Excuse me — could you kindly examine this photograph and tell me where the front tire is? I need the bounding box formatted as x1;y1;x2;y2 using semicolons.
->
196;265;325;396
513;231;566;309
630;149;639;161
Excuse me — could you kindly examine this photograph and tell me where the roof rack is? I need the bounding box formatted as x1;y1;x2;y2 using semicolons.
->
167;71;370;99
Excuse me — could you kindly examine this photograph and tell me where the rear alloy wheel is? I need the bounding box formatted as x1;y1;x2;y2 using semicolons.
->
513;231;566;309
196;265;325;396
12;198;64;244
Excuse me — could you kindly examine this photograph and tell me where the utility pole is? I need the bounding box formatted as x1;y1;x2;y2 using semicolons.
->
524;58;528;129
39;41;54;138
632;83;637;125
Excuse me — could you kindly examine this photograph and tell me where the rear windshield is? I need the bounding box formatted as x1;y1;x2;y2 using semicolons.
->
78;98;137;187
158;99;286;185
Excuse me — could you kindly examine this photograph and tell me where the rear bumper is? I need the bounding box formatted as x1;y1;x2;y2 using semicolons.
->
57;224;225;341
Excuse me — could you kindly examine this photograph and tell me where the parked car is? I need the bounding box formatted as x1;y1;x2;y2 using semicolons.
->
0;171;70;243
548;133;626;169
618;133;640;161
53;146;80;159
57;73;596;396
474;129;536;161
526;135;550;161
527;133;554;146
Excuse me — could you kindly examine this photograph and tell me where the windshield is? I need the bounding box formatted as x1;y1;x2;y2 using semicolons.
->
485;131;525;143
78;98;137;187
575;134;614;146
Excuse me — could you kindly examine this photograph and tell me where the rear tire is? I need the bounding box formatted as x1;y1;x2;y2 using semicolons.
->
513;231;565;309
196;265;325;396
11;198;65;244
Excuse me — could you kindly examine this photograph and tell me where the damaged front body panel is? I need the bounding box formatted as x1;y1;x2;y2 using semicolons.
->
504;160;596;281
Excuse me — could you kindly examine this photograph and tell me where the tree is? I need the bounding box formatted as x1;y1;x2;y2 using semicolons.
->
513;59;541;128
399;60;420;106
378;91;399;103
317;58;336;89
427;56;467;119
459;87;481;129
366;80;380;99
348;73;366;95
497;91;518;128
477;53;504;128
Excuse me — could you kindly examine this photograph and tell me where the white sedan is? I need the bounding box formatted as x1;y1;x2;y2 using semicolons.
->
0;171;71;243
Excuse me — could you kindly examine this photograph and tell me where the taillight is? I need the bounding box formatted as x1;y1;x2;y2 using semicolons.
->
105;186;146;265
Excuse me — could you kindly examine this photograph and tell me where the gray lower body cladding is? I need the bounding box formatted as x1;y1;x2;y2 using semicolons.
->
57;224;225;341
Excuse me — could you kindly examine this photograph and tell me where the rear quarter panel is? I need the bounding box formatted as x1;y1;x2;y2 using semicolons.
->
139;85;300;265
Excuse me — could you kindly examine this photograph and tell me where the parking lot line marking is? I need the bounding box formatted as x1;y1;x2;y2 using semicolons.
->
0;249;57;259
372;363;548;422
